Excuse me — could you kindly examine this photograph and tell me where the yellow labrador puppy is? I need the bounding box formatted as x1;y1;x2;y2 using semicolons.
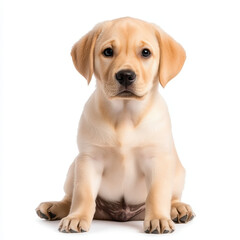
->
36;17;195;234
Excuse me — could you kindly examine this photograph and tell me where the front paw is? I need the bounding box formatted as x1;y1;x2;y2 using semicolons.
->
58;215;90;233
144;218;175;234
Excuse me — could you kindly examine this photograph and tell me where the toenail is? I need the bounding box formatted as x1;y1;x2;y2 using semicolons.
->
38;211;48;220
48;211;56;219
151;229;159;234
172;217;178;223
180;215;188;223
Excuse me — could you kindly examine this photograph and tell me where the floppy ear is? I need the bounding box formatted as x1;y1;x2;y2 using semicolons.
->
71;24;102;84
155;27;186;87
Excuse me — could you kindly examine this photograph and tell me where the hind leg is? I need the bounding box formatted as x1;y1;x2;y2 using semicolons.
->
36;197;71;220
171;161;195;223
36;162;74;221
171;200;195;223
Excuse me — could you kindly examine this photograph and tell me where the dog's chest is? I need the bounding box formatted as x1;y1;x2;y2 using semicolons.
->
113;113;152;147
98;118;154;204
115;119;136;146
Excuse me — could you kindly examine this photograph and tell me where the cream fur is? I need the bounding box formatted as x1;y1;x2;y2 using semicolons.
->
36;17;195;234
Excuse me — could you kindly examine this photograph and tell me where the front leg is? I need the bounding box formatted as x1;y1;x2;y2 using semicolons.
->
59;154;103;233
144;154;175;234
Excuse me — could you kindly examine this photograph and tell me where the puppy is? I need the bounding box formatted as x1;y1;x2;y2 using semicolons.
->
36;17;195;234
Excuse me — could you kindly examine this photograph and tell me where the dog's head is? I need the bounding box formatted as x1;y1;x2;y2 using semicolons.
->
71;17;186;100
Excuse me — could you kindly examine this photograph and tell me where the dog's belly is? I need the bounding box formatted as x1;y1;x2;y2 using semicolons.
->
97;145;150;208
96;147;147;221
95;196;145;221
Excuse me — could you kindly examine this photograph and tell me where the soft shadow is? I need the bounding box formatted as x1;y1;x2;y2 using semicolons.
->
92;219;143;233
36;218;60;232
36;218;144;234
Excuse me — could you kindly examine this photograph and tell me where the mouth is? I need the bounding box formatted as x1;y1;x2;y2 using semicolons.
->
115;90;145;100
117;90;136;97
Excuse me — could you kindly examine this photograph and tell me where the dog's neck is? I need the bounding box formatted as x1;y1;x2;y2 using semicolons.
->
95;84;159;128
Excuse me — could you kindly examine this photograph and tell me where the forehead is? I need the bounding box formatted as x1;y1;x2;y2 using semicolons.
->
97;18;158;48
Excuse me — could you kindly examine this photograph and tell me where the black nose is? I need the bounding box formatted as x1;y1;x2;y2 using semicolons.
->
115;70;136;87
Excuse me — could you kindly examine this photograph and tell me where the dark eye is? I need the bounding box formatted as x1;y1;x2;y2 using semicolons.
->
103;48;114;57
141;48;151;58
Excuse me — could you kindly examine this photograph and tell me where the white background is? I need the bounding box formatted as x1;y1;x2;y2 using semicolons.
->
1;0;240;239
